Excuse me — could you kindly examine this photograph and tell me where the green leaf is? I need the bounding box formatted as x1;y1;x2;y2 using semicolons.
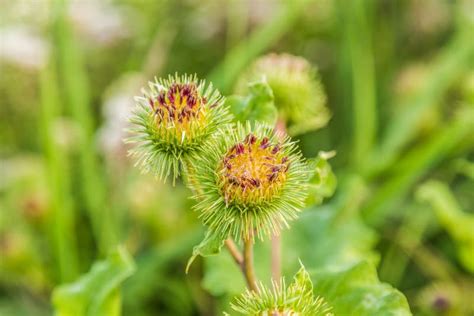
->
311;261;412;316
226;79;277;125
226;96;248;121
293;263;313;291
416;180;474;273
52;246;135;316
202;251;247;296
283;207;379;273
202;240;270;297
306;151;337;206
186;229;226;273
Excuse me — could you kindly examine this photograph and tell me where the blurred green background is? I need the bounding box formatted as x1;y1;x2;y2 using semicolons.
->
0;0;473;315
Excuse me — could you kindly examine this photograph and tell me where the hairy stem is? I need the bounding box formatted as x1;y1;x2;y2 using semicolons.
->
243;238;259;293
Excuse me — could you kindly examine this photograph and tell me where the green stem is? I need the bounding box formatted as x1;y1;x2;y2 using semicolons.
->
225;238;244;267
270;234;281;282
346;0;377;170
39;62;79;282
53;0;115;254
226;0;247;50
243;238;259;293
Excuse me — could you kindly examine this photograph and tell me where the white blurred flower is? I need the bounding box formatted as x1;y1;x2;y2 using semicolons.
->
69;0;130;46
460;0;474;25
98;73;145;156
408;0;451;37
0;26;49;70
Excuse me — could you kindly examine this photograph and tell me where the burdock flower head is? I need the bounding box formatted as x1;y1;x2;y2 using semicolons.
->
230;265;333;316
127;74;230;181
192;122;309;242
237;53;329;135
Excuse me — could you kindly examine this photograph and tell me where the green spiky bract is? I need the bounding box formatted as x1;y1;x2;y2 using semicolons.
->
237;53;329;135
126;74;231;182
191;121;310;243
230;265;333;316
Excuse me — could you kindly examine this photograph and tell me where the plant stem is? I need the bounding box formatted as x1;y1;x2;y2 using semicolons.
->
225;239;243;266
271;234;281;281
54;0;115;254
243;238;259;293
346;0;377;170
226;0;247;51
40;61;79;282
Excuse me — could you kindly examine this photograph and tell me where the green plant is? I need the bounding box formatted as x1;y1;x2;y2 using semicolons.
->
127;64;411;314
2;1;473;315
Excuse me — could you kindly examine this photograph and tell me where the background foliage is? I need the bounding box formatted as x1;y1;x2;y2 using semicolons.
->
0;0;473;315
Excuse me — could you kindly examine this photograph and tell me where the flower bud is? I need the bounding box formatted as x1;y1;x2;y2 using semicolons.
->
193;122;309;242
127;74;230;182
237;53;329;135
231;264;333;315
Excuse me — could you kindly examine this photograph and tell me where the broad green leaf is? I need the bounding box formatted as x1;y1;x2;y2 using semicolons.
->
311;261;412;316
203;250;248;296
52;246;135;316
283;207;379;273
186;229;226;273
226;79;277;125
306;151;337;206
226;96;248;122
416;180;474;273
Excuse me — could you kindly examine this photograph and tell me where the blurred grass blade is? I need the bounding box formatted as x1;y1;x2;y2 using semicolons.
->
209;0;310;93
39;61;79;282
123;228;202;313
226;0;248;50
344;0;377;170
370;29;474;175
379;206;432;286
417;181;474;273
364;107;474;226
53;246;135;316
53;0;115;253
